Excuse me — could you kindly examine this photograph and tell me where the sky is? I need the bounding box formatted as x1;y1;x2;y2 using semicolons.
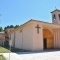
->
0;0;60;29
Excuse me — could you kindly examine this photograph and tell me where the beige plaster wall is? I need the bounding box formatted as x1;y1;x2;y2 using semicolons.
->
53;29;60;48
22;24;33;51
10;21;43;51
32;22;43;51
13;23;33;51
10;33;14;47
15;30;22;49
9;20;60;51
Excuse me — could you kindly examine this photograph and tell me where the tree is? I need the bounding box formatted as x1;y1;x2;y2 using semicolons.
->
15;25;19;28
6;26;10;28
4;25;19;31
4;25;14;31
0;27;3;32
4;27;7;31
10;25;14;28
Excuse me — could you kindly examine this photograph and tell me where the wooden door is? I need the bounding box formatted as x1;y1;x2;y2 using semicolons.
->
43;38;47;49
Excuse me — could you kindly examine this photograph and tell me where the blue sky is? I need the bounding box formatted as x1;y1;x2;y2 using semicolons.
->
0;0;60;28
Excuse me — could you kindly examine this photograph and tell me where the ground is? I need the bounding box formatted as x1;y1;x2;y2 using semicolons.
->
3;49;60;60
1;46;60;60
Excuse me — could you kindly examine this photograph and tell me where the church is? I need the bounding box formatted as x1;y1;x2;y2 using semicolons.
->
9;9;60;51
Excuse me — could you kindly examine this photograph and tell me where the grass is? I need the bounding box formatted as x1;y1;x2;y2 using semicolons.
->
0;46;11;53
0;55;6;60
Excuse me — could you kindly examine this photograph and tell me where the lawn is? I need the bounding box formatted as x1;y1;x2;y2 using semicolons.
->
0;46;11;53
0;55;6;60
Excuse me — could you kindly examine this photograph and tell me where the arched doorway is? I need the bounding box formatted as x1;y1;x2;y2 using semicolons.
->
43;29;54;49
4;40;9;48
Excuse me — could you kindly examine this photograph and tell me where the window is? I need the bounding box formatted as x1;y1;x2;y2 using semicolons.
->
58;14;60;20
20;30;22;33
5;31;7;34
53;14;56;20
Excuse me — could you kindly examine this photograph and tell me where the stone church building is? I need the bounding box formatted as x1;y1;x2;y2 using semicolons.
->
9;9;60;51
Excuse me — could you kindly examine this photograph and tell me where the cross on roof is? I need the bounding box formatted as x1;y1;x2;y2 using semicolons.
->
35;25;41;34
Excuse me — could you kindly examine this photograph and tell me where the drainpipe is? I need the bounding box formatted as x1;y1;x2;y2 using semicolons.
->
22;29;23;49
14;32;15;48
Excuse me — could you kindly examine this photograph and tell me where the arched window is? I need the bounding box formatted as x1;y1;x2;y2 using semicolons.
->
58;14;60;20
53;14;56;20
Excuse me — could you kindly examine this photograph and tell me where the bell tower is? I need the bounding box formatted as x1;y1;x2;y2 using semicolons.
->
51;9;60;25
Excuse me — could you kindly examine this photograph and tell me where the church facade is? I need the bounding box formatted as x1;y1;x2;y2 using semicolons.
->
9;9;60;51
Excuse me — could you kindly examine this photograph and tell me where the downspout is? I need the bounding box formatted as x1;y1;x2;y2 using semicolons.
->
22;28;23;49
14;32;15;48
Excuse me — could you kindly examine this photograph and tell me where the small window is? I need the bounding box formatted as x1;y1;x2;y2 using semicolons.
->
53;14;56;20
5;31;7;34
20;30;22;33
58;14;60;20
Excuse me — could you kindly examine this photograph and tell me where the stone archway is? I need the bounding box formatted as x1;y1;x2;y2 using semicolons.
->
43;29;54;49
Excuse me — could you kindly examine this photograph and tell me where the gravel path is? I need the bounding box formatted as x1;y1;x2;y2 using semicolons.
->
3;50;60;60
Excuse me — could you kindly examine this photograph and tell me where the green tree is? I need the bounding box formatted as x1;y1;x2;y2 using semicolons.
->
15;25;19;28
4;25;14;31
10;25;14;28
4;25;19;31
4;27;7;31
0;27;3;32
6;26;10;28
